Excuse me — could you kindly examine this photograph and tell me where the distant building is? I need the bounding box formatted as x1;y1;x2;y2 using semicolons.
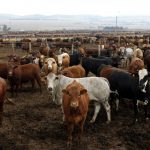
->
103;26;126;32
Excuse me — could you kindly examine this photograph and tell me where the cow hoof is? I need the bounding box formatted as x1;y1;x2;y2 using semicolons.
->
67;141;72;147
133;118;139;124
90;119;95;123
145;117;149;122
106;120;111;124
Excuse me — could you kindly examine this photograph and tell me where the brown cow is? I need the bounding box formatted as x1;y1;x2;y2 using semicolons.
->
78;47;98;57
7;63;42;96
0;63;8;79
99;64;127;78
128;58;145;75
39;43;56;57
62;80;89;146
0;77;7;126
61;64;85;78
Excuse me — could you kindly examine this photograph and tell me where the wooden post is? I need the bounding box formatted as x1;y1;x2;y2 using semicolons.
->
98;45;101;56
147;37;149;45
118;36;120;46
29;42;32;53
71;44;74;54
59;48;62;54
12;42;15;54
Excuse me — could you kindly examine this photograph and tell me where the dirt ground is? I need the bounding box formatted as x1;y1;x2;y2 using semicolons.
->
0;48;150;150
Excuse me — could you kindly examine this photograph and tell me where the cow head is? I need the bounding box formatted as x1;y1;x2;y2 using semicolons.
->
46;72;58;92
57;53;70;68
39;55;45;66
7;62;18;78
8;54;20;64
46;72;61;104
43;58;58;75
62;80;87;110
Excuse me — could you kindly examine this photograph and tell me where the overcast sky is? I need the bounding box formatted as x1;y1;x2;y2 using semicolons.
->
0;0;150;16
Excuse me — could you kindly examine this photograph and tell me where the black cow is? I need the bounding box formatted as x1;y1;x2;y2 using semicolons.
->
97;55;120;68
81;57;112;76
69;53;81;66
105;70;150;122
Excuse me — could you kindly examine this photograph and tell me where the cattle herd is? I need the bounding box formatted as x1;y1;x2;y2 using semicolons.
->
0;32;150;148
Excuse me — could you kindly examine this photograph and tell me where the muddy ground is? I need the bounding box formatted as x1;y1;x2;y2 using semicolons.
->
0;48;150;150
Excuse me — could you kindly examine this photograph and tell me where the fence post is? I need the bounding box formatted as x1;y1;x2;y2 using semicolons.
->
12;42;15;54
29;42;32;53
98;45;101;56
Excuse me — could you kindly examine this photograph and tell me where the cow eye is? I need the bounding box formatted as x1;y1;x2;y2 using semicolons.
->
67;93;70;96
63;56;65;59
52;62;55;64
55;76;59;80
45;61;48;64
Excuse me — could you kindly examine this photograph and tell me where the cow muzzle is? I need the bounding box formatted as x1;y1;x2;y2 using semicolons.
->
48;87;53;92
8;71;13;77
70;101;79;108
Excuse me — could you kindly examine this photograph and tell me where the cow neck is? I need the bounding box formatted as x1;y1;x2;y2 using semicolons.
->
53;75;62;105
79;56;84;65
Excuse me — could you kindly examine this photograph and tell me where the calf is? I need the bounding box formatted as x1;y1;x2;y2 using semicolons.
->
8;63;42;96
62;80;89;146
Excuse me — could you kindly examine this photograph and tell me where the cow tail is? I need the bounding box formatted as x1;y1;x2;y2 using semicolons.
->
110;90;119;96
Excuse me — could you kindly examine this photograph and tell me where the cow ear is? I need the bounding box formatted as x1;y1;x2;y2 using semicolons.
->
13;65;18;69
62;89;69;95
55;76;59;80
80;89;87;95
62;70;68;76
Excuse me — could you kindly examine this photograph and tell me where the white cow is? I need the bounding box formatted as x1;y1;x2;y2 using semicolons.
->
42;58;58;75
57;53;70;70
47;73;111;123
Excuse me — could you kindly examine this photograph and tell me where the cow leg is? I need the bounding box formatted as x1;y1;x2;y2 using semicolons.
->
35;76;42;93
102;101;111;124
0;103;4;127
31;79;35;91
143;99;149;121
133;99;139;122
61;105;65;123
115;99;119;111
78;118;85;144
67;123;74;146
11;85;14;97
144;105;149;121
15;84;19;97
90;101;101;123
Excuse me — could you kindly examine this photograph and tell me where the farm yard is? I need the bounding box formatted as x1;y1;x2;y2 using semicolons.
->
0;33;150;150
